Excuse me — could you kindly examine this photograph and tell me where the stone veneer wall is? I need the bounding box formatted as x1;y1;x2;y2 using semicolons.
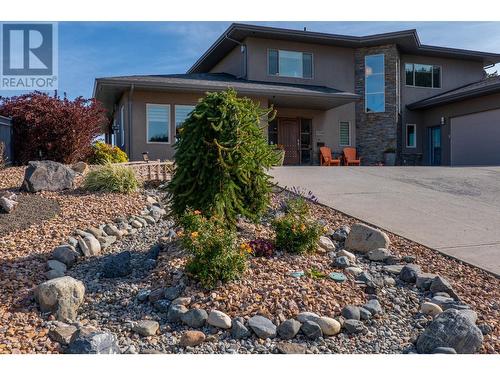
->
355;44;399;165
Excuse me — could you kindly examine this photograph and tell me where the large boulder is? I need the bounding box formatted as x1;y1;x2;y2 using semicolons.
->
52;245;79;268
35;276;85;322
0;196;18;213
248;315;277;339
77;235;101;257
416;309;483;354
22;161;76;193
345;223;390;254
66;327;120;354
102;251;132;278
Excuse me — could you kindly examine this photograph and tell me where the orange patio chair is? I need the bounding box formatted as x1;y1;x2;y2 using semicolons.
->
320;147;341;166
343;147;361;166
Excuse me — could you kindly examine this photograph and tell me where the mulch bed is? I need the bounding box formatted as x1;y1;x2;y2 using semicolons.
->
0;166;148;354
150;190;499;354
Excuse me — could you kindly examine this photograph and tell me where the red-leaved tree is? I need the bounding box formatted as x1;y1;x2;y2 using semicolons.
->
0;91;108;164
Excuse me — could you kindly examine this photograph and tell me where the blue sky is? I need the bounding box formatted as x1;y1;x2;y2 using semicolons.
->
2;21;500;99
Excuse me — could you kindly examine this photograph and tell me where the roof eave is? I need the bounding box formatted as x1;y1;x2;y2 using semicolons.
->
407;83;500;110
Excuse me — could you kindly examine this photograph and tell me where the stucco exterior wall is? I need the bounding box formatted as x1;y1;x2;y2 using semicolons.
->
210;45;243;77
123;90;268;161
244;37;355;92
417;92;500;165
400;54;486;157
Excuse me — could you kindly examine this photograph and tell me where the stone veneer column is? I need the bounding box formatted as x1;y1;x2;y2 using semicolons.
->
355;44;399;165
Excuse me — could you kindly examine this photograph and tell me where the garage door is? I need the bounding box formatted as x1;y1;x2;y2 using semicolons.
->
450;108;500;166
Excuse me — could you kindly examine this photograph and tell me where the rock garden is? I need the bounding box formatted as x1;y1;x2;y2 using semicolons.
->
0;90;498;355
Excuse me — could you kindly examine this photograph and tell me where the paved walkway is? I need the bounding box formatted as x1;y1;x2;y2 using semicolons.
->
271;166;500;276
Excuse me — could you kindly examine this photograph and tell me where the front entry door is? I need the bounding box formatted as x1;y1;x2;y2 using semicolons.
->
278;118;300;165
429;126;441;166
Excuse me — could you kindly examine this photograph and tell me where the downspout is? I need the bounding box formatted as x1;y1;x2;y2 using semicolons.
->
128;84;135;159
224;34;247;79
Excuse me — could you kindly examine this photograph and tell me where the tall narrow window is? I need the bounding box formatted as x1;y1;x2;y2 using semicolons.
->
406;124;416;148
268;49;313;78
268;119;278;145
175;105;195;141
339;121;350;146
120;106;125;147
147;104;170;143
365;54;385;113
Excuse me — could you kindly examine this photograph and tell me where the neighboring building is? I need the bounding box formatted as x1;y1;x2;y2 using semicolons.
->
94;23;500;166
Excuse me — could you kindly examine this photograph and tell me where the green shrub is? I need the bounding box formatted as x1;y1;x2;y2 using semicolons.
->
83;163;138;194
179;210;247;288
89;141;129;165
272;197;323;254
167;89;279;227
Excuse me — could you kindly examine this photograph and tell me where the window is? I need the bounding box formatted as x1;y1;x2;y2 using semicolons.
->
300;118;312;165
406;124;416;148
339;121;350;146
268;49;313;78
268;119;278;145
405;63;441;88
175;105;195;141
120;106;125;147
146;104;170;143
365;54;385;113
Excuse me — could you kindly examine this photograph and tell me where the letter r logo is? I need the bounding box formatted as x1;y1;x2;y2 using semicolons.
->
2;23;53;75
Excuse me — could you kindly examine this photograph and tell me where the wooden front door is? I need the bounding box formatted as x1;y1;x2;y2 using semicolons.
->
278;118;300;165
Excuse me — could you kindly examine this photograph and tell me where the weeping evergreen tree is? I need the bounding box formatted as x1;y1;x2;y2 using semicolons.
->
167;89;278;226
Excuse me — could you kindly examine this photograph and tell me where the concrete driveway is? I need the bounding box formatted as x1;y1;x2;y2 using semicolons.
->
271;166;500;276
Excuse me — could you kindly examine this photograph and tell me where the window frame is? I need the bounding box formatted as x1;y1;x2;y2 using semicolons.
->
267;48;314;79
146;103;171;145
364;54;385;113
405;63;442;89
119;105;125;147
339;121;351;147
406;123;417;148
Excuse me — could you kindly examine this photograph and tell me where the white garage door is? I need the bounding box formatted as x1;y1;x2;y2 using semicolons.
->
450;108;500;166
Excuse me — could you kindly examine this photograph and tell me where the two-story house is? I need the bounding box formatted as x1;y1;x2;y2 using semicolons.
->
94;23;500;166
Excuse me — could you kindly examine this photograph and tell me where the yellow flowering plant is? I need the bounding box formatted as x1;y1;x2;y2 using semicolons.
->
178;209;247;288
272;196;323;255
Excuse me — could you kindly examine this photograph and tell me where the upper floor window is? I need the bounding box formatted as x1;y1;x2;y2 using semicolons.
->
147;104;170;143
365;54;385;113
268;49;313;78
405;63;441;88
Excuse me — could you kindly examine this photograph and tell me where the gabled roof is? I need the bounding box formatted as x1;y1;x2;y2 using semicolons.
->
407;75;500;110
94;73;360;111
188;23;500;73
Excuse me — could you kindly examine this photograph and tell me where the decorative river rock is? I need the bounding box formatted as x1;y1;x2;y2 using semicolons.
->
290;271;305;278
329;272;346;282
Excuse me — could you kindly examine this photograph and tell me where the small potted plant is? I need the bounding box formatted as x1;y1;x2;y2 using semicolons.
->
383;147;396;166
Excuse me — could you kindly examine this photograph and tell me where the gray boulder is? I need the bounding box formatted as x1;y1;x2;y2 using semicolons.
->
430;276;459;300
368;248;391;262
334;256;350;269
344;319;365;334
363;299;383;316
231;319;250;339
52;245;79;268
416;273;437;290
77;235;101;257
22;160;76;192
345;223;390;254
103;224;123;239
181;308;208;328
167;304;188;323
0;196;18;213
102;251;132;278
399;264;421;283
277;319;301;339
35;276;85;322
248;315;277;339
416;309;483;354
300;320;322;340
341;305;360;320
66;328;120;354
296;311;320;323
47;259;67;274
331;226;350;242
